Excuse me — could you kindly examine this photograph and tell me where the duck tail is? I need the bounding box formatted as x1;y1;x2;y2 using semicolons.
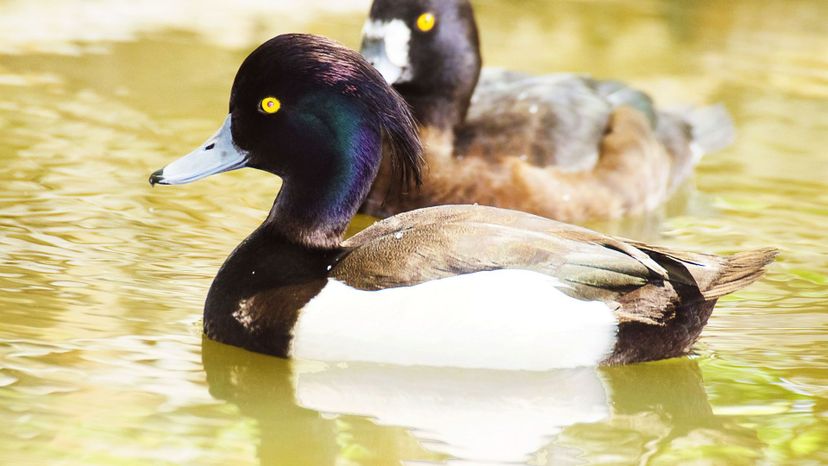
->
701;248;778;300
685;104;736;162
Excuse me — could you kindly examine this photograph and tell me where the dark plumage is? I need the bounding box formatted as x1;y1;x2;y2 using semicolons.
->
359;0;735;222
150;33;775;369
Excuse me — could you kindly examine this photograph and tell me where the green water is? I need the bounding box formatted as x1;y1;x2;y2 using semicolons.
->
1;0;826;464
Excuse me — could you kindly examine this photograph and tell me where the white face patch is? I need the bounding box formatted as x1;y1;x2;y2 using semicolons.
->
361;19;414;84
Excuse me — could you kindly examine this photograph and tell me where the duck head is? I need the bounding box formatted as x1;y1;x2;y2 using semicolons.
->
361;0;481;129
150;34;422;247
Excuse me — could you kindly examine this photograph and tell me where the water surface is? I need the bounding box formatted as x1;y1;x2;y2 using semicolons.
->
1;0;826;464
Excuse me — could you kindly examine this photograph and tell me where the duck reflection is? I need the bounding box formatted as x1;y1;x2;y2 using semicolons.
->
203;338;340;465
202;337;758;465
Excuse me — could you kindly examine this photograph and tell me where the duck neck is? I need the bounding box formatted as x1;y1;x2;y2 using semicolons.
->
265;125;382;249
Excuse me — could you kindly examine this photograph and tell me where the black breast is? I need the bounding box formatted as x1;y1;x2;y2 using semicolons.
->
203;225;340;357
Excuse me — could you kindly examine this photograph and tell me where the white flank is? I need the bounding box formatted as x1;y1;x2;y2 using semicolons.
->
290;269;618;371
361;19;413;83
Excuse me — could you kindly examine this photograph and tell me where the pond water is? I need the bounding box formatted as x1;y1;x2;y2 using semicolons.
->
1;0;826;464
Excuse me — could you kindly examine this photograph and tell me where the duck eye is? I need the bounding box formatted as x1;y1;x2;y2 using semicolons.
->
416;12;436;32
260;97;281;114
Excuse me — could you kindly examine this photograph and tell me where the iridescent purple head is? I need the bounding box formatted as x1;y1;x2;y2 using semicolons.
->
150;34;423;246
231;34;422;190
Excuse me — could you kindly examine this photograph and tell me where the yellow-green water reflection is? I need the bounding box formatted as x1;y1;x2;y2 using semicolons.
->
1;0;826;464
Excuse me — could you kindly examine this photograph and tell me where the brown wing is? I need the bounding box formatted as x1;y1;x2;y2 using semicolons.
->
457;70;613;171
333;205;776;327
336;205;661;317
362;106;676;222
458;70;667;169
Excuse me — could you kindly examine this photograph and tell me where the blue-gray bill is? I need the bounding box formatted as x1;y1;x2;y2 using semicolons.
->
149;115;248;186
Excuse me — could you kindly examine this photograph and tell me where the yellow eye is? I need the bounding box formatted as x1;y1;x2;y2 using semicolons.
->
260;96;281;114
416;12;436;32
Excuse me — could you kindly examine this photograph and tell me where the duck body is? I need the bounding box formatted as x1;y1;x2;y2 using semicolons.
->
202;203;774;371
360;0;734;222
150;34;774;371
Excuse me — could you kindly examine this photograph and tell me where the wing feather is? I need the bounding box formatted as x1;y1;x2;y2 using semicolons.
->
334;205;774;328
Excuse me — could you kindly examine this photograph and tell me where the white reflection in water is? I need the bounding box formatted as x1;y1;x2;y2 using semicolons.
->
292;363;610;465
203;337;760;465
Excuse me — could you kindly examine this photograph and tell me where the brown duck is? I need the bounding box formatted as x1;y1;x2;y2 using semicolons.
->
360;0;735;222
149;34;775;371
